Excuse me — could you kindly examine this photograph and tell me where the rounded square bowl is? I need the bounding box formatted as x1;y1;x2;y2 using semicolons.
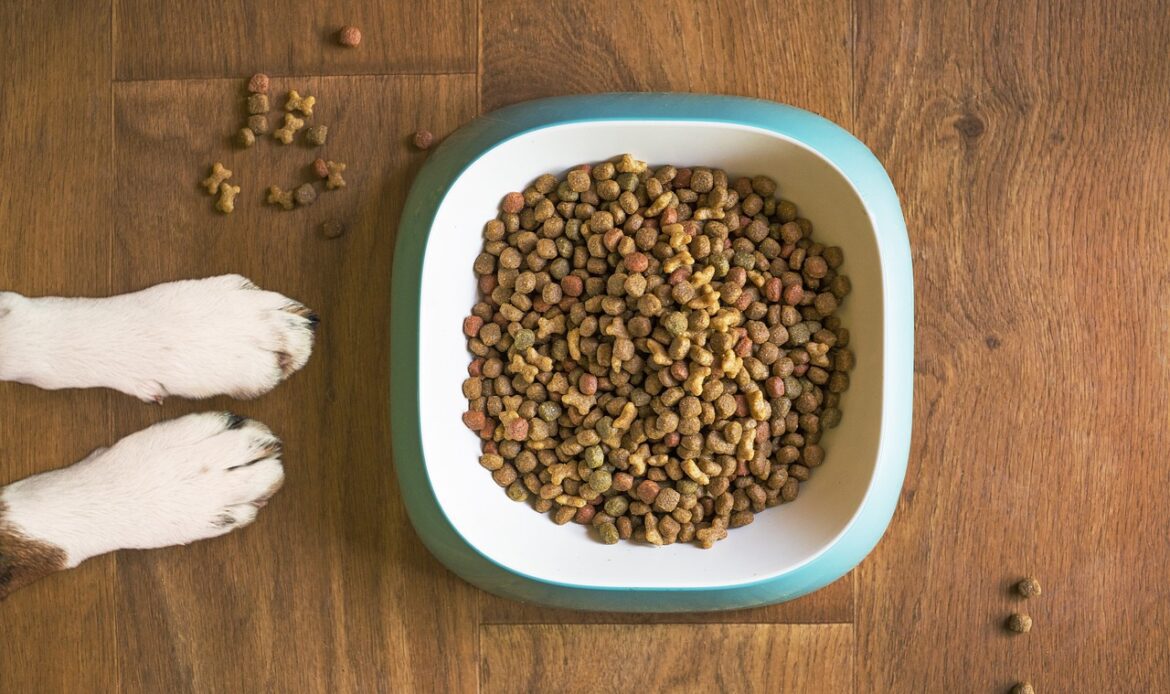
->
391;94;912;611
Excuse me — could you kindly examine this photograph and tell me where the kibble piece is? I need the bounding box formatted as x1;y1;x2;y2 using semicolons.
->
285;90;315;116
1017;577;1042;598
266;185;294;210
274;113;305;144
1006;613;1033;633
215;183;240;213
295;183;317;206
235;127;256;148
322;221;345;239
413;129;435;150
305;125;329;146
248;73;269;94
338;25;362;47
247;114;269;135
325;161;347;190
1010;684;1035;694
201;162;232;195
247;93;270;115
312;158;330;179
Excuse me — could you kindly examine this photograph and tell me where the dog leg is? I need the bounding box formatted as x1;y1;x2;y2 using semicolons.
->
0;412;284;599
0;274;317;402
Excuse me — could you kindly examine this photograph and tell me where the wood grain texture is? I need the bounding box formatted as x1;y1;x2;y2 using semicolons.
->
114;0;476;80
110;74;479;693
480;571;853;624
0;1;118;692
481;624;854;694
481;0;851;123
853;0;1170;691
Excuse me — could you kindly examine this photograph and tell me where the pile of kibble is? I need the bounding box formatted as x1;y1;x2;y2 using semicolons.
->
461;154;853;548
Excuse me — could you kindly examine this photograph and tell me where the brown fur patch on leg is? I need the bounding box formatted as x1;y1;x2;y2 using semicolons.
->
0;499;67;599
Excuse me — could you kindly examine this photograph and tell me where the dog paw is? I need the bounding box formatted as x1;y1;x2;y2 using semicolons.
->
0;412;285;566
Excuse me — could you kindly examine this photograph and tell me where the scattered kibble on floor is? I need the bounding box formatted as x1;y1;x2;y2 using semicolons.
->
274;113;305;144
201;162;232;194
306;125;328;146
1007;613;1033;633
247;114;269;135
267;186;295;210
325;160;347;190
322;221;345;239
413;129;435;150
235;127;255;148
338;26;361;47
247;93;269;115
1017;577;1042;598
285;90;315;116
295;183;317;207
1010;683;1035;694
215;183;240;213
248;73;269;94
312;158;330;179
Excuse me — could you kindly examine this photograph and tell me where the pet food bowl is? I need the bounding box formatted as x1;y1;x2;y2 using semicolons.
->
391;94;912;612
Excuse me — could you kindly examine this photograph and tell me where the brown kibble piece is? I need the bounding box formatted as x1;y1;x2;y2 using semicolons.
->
266;185;294;210
284;90;315;116
201;162;232;195
248;73;269;94
1017;577;1042;598
1006;613;1033;633
501;192;524;214
1010;684;1035;694
413;129;435;150
247;93;269;115
635;480;660;504
312;158;330;179
322;221;345;239
215;183;240;214
305;125;328;146
235;127;256;148
295;183;317;206
274;113;305;144
462;410;486;431
248;114;269;135
325;161;347;190
338;26;362;47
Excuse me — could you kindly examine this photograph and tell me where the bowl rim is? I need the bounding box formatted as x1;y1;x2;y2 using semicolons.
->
391;93;913;612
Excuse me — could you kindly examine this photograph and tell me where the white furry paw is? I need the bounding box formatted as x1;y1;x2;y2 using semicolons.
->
0;412;285;567
0;275;317;401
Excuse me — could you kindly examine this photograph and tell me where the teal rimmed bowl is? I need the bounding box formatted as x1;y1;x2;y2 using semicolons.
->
391;94;912;612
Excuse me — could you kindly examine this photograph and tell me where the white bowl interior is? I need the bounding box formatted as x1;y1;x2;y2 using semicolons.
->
418;121;883;588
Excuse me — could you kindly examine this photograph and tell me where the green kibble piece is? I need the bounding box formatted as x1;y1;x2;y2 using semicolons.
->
583;445;604;468
663;311;688;336
506;481;529;501
513;328;536;352
604;496;629;517
615;172;639;192
588;469;613;493
599;522;620;545
538;401;561;422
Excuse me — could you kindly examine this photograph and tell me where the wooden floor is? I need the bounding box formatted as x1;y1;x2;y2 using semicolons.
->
1;1;1167;691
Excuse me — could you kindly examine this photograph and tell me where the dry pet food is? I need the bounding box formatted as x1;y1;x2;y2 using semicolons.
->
266;185;295;210
248;73;269;94
274;114;305;144
216;183;240;213
338;26;361;47
305;125;329;146
1011;683;1035;694
235;127;256;148
312;158;330;179
1007;613;1033;633
295;183;317;206
201;162;232;194
1017;577;1042;598
413;129;435;150
324;160;347;189
462;154;853;548
247;114;269;135
322;220;345;239
247;93;270;115
285;90;315;117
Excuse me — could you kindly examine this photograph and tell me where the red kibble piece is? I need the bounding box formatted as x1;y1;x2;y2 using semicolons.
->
560;274;583;297
313;158;330;179
462;410;485;431
531;298;551;313
793;363;809;377
735;336;753;357
612;472;634;492
783;283;804;305
755;420;771;444
603;227;624;251
574;505;596;524
463;315;484;337
480;420;495;440
413;129;435;150
636;480;661;504
248;73;269;94
624;251;649;273
468;358;484;377
338;26;362;47
674;167;693;188
765;376;786;398
664;431;681;447
726;267;746;287
764;277;783;302
501;192;525;214
669;361;689;381
578;373;598;395
734;395;749;417
505;417;529;441
668;267;691;285
477;274;497;295
736;459;749;477
660;207;679;224
482;441;498;455
734;290;753;311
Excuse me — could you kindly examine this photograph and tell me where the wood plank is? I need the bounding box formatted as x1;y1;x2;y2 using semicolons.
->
0;1;118;692
110;74;480;693
481;0;852;123
114;0;476;80
853;0;1170;691
480;571;854;624
481;623;853;694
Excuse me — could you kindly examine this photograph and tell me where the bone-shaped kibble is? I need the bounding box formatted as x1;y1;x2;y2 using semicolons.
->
536;314;566;340
201;162;232;195
215;183;240;214
266;185;294;210
285;90;315;116
325;160;347;190
560;386;596;416
274;114;305;144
